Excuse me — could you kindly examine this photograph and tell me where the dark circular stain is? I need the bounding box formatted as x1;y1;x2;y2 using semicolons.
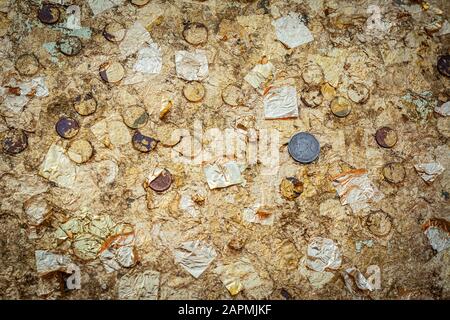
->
2;129;28;155
132;131;158;153
375;126;397;148
38;5;60;25
288;132;320;164
149;169;172;192
55;117;80;139
437;55;450;77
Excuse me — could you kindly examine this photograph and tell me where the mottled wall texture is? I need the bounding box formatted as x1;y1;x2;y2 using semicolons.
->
0;0;449;299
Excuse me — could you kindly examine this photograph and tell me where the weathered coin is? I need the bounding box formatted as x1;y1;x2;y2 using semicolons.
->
130;0;151;6
182;22;208;46
301;89;322;108
288;132;320;164
222;84;244;106
183;82;205;102
2;129;28;155
15;54;40;77
74;93;97;116
366;211;392;237
347;83;369;103
59;36;82;56
375;127;397;148
103;22;126;42
55;117;80;139
99;61;125;83
38;4;60;24
382;162;406;184
302;64;323;86
68;139;93;164
122;106;149;129
132;130;157;153
437;55;450;77
330;96;352;117
280;177;304;200
149;169;172;192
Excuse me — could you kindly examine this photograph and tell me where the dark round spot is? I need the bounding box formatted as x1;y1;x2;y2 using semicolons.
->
437;55;450;77
38;5;60;25
375;126;397;148
149;169;172;192
132;131;157;153
59;36;82;56
288;132;320;164
2;129;28;155
55;117;80;139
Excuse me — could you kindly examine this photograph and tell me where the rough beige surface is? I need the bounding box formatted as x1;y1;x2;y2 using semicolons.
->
0;0;449;300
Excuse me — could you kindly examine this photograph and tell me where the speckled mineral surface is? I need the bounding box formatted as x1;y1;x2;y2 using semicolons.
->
0;0;449;300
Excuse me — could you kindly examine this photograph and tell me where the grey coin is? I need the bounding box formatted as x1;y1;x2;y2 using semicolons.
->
288;132;320;164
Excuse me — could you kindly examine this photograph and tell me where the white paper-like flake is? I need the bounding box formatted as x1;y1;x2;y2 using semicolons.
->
65;5;82;30
332;169;383;212
425;227;450;252
120;21;153;58
434;101;450;116
244;62;274;93
272;12;314;48
173;240;217;278
24;196;50;226
99;233;137;273
214;258;273;298
88;0;124;16
414;162;445;182
35;250;72;276
438;20;450;36
39;144;78;189
306;237;341;272
133;43;162;74
1;77;49;113
263;86;299;119
118;270;160;300
298;256;334;289
179;194;199;218
344;267;376;292
204;161;244;189
175;50;208;81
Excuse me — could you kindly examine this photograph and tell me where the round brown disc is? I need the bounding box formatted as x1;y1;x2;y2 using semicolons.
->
302;64;323;86
375;127;397;148
103;22;126;42
347;83;369;104
59;36;82;56
74;93;97;116
382;162;406;184
365;211;392;237
132;130;158;153
182;22;208;46
99;62;125;83
222;84;244;106
15;54;40;77
122;106;149;129
38;5;60;25
68;139;93;164
149;169;172;192
330;96;352;117
183;82;205;102
302;89;322;108
2;129;28;155
55;117;80;139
